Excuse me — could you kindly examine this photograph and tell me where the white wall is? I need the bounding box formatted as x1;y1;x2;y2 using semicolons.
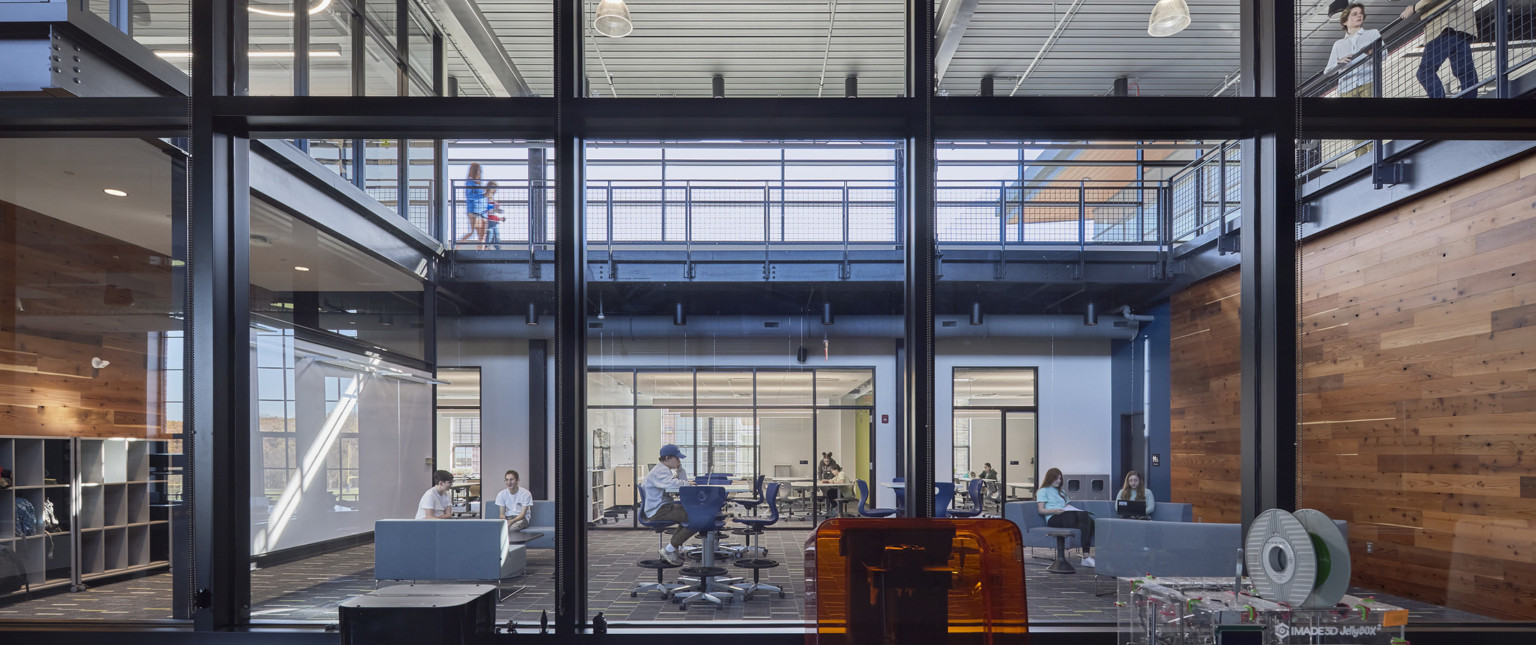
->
937;337;1114;479
435;336;541;500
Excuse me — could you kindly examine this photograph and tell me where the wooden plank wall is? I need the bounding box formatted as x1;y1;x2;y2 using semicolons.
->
0;201;168;438
1169;268;1243;524
1298;154;1536;620
1170;153;1536;619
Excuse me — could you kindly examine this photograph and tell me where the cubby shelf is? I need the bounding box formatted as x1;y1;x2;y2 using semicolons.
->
1;436;173;598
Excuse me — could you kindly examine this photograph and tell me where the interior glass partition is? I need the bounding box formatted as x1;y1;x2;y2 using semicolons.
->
582;139;900;624
0;137;188;620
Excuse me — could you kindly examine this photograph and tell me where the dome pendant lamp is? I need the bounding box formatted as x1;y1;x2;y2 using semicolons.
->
1147;0;1191;37
593;0;633;38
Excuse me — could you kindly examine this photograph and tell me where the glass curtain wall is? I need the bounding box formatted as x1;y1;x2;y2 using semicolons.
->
583;140;900;623
0;137;188;618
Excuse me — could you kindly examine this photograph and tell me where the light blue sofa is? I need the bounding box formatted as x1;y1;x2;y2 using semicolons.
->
1093;518;1348;579
1004;499;1194;552
486;500;555;550
374;519;525;582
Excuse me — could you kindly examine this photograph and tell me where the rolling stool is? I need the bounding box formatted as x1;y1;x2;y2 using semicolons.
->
731;526;767;559
633;517;689;598
731;557;783;600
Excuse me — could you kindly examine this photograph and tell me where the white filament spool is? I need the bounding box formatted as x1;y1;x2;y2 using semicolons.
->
1244;509;1318;606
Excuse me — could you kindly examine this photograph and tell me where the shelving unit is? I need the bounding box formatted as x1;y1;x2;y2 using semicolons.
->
0;437;76;596
1;436;171;600
589;429;614;524
76;438;168;584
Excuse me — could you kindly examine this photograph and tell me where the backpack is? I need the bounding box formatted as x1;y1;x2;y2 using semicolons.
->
15;498;37;537
0;546;24;595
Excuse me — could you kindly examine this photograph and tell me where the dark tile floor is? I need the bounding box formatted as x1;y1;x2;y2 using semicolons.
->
0;528;1501;626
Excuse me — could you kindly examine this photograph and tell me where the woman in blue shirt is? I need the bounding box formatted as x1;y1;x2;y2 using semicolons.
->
1036;467;1095;567
1117;470;1155;515
458;163;488;247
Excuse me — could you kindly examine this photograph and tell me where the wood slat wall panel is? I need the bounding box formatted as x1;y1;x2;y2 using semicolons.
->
1169;269;1243;524
0;201;167;439
1172;152;1536;619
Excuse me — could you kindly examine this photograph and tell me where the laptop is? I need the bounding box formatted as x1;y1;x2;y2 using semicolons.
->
1116;499;1148;519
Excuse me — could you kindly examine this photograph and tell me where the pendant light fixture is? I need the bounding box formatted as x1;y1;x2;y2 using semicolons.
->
593;0;633;38
1147;0;1191;37
1327;0;1350;19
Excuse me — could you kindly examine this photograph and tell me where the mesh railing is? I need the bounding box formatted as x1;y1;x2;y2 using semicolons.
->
364;180;434;234
1300;0;1536;178
446;175;1231;250
1168;143;1242;242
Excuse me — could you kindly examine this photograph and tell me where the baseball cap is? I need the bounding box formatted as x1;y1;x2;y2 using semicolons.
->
659;444;686;459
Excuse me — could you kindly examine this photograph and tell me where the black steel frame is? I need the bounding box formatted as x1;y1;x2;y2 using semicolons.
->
5;0;1536;640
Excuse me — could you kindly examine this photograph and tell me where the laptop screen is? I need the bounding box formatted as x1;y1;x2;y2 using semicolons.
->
1117;499;1147;517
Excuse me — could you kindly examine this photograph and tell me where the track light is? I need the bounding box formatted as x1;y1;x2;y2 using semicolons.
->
674;302;686;326
980;75;994;97
526;302;539;326
845;76;858;98
711;75;725;99
1084;302;1098;326
822;302;835;325
970;302;984;326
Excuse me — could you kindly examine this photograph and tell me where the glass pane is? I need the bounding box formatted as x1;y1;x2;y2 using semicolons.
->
588;371;635;406
310;1;355;96
363;35;399;96
362;138;401;214
953;368;1036;407
756;371;813;406
695;371;754;406
364;0;396;46
248;9;296;95
249;194;428;360
947;3;1242;96
815;369;873;406
1003;411;1037;499
406;140;435;233
635;371;691;407
0;138;187;620
581;1;905;97
307;138;355;181
406;6;434;83
585;140;898;624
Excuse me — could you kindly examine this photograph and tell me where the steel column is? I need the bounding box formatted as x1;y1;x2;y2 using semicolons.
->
190;0;251;630
1239;0;1298;530
903;0;937;518
553;0;587;634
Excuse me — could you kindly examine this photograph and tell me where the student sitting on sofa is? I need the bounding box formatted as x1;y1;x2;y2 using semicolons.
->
1036;467;1095;568
1117;470;1156;516
496;468;534;532
416;469;456;519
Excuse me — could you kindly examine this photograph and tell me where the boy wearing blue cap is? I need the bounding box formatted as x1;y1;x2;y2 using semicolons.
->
641;444;694;564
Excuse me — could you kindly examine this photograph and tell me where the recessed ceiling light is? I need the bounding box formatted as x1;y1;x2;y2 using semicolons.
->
103;188;128;197
294;266;311;272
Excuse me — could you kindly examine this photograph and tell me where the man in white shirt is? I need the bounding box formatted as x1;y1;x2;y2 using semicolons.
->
416;470;455;519
495;468;534;532
640;444;694;565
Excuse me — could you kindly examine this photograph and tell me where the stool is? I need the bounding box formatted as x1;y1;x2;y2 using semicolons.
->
1043;529;1077;574
731;558;783;600
731;526;767;559
631;559;687;599
674;565;734;609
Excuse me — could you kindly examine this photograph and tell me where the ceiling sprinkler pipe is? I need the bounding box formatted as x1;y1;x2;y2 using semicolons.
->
1118;305;1156;322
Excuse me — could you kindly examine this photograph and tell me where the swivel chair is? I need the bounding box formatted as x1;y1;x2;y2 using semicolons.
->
854;479;896;518
730;482;786;600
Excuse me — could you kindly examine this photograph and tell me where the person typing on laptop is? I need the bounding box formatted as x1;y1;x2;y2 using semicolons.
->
1115;470;1155;519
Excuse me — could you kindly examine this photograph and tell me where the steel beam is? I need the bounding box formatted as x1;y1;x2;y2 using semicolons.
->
1300;98;1536;140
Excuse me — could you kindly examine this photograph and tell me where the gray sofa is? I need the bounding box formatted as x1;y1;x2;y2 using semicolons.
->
1004;499;1193;552
1093;518;1348;578
486;499;555;550
374;519;525;582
